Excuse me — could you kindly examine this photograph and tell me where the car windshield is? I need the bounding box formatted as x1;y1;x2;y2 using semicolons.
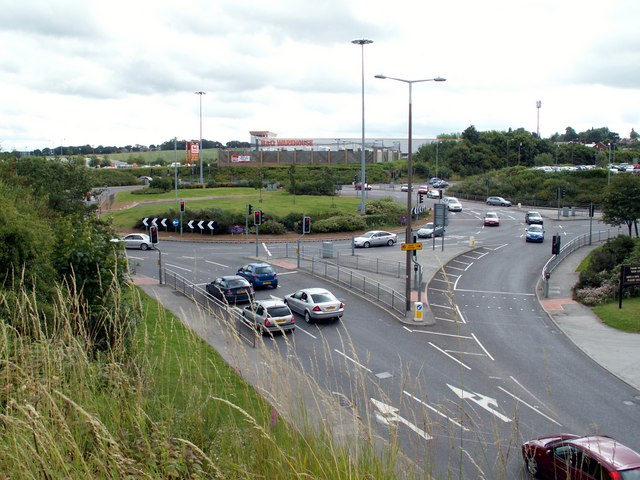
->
529;226;543;232
448;197;459;203
486;213;498;218
226;279;248;288
310;293;336;303
529;212;541;217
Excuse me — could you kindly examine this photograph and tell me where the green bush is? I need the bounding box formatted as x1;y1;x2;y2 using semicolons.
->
312;215;366;233
258;220;287;235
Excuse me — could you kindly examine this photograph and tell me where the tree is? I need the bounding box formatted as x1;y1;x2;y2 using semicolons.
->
564;127;579;142
602;174;640;237
461;125;480;144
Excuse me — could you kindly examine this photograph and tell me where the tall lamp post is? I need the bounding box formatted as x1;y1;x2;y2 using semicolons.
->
352;38;373;215
375;74;446;312
536;100;542;138
195;91;206;184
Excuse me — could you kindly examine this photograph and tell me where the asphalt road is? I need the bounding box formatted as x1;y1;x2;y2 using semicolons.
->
128;197;638;479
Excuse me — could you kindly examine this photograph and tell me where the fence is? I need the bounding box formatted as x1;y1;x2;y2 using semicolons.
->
541;228;617;296
163;269;257;347
267;242;405;278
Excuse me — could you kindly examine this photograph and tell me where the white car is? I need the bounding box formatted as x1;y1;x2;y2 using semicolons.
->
426;189;441;199
284;288;344;323
122;233;154;250
353;230;398;248
443;197;463;212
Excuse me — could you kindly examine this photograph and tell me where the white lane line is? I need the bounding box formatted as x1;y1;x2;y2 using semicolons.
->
444;350;486;357
413;330;473;339
492;243;509;251
334;349;372;373
510;376;556;414
166;263;192;272
262;242;272;257
205;260;231;268
453;273;463;290
471;333;494;361
455;305;467;324
454;288;535;296
429;342;471;370
295;326;316;338
429;302;454;310
276;271;298;275
403;390;469;432
498;386;562;426
445;265;467;271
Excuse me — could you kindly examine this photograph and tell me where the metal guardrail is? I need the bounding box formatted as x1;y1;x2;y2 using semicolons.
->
541;229;617;297
163;269;257;347
296;254;406;316
267;242;404;278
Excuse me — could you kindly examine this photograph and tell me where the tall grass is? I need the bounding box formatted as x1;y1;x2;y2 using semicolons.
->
0;277;409;478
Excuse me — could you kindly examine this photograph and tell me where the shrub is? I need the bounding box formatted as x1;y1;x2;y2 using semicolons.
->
312;215;366;233
258;220;287;235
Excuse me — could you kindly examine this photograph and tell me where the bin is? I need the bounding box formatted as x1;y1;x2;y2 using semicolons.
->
571;207;576;216
562;207;569;217
322;241;334;259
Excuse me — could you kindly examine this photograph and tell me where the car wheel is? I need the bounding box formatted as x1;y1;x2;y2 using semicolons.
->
363;241;370;248
140;243;149;251
524;456;540;477
387;239;394;246
304;310;313;324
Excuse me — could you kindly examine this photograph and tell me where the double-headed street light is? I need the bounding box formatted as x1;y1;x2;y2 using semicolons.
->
352;38;373;215
195;91;206;184
375;74;446;312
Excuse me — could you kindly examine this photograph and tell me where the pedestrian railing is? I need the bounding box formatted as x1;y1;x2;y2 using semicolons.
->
163;269;256;347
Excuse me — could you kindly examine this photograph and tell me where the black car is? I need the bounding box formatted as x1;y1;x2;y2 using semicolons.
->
206;275;254;304
525;211;544;225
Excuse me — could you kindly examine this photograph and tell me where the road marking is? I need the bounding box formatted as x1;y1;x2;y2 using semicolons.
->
445;350;486;356
429;343;471;370
205;260;230;268
448;384;511;422
403;390;469;432
295;326;316;338
497;386;562;426
428;302;454;310
454;288;535;296
262;242;272;257
471;333;494;361
334;349;372;373
413;330;473;339
276;271;298;275
166;263;191;272
370;398;433;440
455;305;467;323
269;294;284;301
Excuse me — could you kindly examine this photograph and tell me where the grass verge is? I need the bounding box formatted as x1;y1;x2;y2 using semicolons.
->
593;297;640;333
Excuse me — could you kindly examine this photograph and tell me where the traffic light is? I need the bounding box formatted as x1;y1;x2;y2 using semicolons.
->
303;216;311;234
552;235;561;255
254;210;262;226
418;193;424;204
248;204;253;215
149;226;158;244
180;200;185;212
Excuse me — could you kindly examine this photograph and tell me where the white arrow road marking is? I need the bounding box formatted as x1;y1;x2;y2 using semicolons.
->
370;398;433;440
447;384;511;422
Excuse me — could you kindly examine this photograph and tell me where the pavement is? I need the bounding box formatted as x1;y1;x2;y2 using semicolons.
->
133;209;640;395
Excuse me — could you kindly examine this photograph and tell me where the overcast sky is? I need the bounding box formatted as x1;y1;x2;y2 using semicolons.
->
2;0;640;151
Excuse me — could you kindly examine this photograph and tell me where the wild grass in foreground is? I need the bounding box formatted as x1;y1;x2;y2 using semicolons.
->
0;280;405;478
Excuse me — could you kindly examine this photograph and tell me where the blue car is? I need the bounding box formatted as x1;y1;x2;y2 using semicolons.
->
525;225;545;243
236;263;278;289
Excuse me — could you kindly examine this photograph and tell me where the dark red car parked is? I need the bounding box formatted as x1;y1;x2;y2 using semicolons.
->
522;434;640;479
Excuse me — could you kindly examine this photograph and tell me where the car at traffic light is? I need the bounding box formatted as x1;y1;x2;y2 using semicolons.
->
284;288;344;323
525;224;545;242
353;230;397;248
443;197;463;212
122;233;154;250
236;263;278;289
417;222;445;238
525;211;544;225
242;299;295;334
522;434;640;480
206;275;254;304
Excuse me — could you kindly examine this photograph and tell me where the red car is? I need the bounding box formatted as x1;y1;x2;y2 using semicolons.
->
483;212;500;226
522;434;640;479
417;185;430;194
355;183;371;190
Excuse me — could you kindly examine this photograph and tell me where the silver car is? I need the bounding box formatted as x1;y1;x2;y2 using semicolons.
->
443;197;463;212
242;299;295;334
353;230;397;248
284;288;344;323
417;222;445;238
122;233;154;250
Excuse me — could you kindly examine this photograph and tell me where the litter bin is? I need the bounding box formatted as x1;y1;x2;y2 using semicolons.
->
322;241;334;259
571;207;576;216
562;207;569;217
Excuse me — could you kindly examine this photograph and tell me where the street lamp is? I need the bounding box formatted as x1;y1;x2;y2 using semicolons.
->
536;100;542;138
352;38;373;215
375;74;446;312
195;91;206;184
